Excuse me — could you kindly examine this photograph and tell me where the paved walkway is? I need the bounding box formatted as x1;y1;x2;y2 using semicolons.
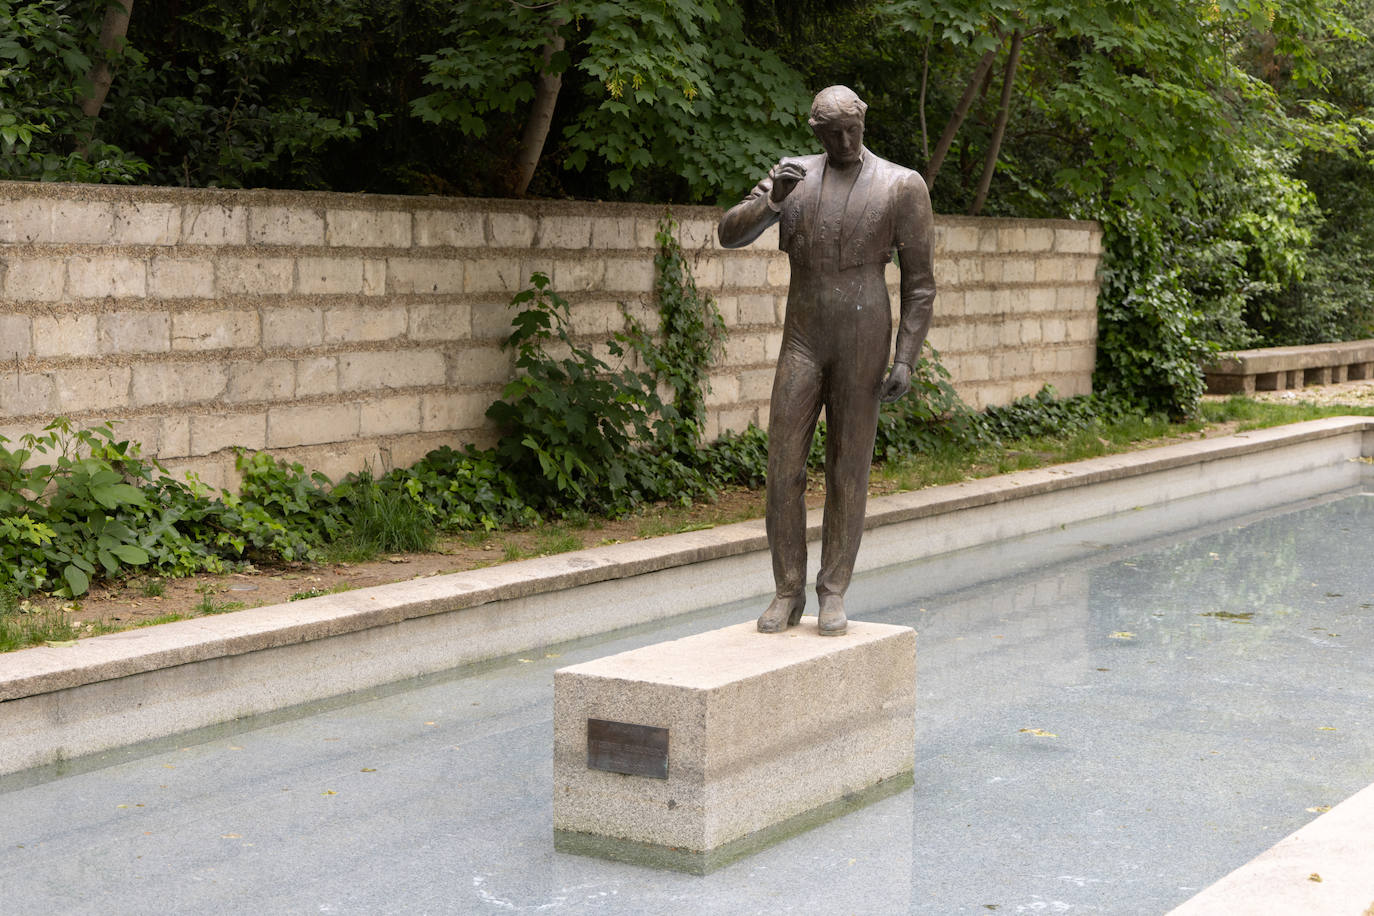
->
4;478;1374;914
1206;376;1374;407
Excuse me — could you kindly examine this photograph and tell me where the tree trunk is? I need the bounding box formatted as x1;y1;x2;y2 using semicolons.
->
969;30;1022;217
918;39;930;162
80;0;135;120
512;29;565;197
925;46;997;190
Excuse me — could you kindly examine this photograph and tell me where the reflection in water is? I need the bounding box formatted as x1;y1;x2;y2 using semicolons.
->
855;486;1374;914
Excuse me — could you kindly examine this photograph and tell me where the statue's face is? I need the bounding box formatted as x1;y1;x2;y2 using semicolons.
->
812;115;864;166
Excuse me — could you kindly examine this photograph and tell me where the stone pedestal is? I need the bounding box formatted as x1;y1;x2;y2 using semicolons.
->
553;617;916;873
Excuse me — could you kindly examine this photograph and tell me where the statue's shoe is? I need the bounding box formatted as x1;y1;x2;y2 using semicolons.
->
817;593;848;636
757;594;805;633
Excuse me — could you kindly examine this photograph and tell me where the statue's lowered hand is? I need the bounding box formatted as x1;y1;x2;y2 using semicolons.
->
879;362;911;403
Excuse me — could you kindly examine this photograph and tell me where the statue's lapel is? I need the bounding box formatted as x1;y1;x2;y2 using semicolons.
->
840;149;877;253
797;154;825;243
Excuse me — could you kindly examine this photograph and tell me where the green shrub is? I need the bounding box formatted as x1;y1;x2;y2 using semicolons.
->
873;346;988;459
980;388;1126;443
485;271;665;513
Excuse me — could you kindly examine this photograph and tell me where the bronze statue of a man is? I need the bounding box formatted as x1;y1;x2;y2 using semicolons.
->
718;85;936;637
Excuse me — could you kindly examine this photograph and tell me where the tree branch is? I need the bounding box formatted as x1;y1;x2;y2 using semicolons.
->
969;29;1023;216
919;38;930;162
925;46;997;190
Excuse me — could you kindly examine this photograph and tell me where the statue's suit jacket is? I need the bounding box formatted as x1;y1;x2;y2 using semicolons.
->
719;147;937;367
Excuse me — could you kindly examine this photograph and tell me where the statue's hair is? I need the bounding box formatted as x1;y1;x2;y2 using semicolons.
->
808;85;867;126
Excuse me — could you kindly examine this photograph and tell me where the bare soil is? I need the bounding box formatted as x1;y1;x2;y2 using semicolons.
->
59;485;777;635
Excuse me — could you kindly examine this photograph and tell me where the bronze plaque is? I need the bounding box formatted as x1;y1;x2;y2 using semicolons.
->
586;718;669;779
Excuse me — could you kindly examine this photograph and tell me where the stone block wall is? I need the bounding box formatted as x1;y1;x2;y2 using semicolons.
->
0;182;1099;487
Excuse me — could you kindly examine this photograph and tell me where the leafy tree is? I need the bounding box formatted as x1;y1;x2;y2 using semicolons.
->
0;0;145;181
412;0;812;201
1256;0;1374;344
103;0;388;189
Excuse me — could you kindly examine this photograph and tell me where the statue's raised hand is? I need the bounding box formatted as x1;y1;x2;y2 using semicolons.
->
769;159;808;205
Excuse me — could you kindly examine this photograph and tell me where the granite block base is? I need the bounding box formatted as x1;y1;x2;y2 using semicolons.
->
552;617;916;873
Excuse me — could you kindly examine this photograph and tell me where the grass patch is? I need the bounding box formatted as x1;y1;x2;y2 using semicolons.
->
1201;396;1374;430
193;585;245;615
327;473;438;563
534;528;582;556
0;588;81;651
137;613;189;628
289;583;355;601
874;412;1210;490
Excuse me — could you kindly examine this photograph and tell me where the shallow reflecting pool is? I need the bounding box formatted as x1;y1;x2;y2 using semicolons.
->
4;471;1374;914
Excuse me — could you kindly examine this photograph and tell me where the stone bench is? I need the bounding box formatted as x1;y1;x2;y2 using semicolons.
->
1203;340;1374;395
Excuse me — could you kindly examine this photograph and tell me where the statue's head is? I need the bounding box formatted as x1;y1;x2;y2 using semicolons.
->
809;85;866;166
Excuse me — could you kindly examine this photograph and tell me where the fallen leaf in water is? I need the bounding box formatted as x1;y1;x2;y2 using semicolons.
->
1306;806;1331;813
322;790;337;796
1108;632;1136;640
221;834;241;839
361;768;377;773
1318;726;1338;731
1019;728;1058;738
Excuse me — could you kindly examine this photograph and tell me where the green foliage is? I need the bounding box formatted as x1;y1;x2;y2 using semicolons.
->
621;216;726;445
1182;148;1321;350
330;471;436;559
698;425;770;489
228;451;342;553
1261;0;1374;345
105;0;383;188
873;346;987;460
979;387;1125;442
0;420;155;596
1201;394;1374;429
391;445;535;533
193;584;242;615
819;0;1357;415
0;0;146;182
411;0;568;138
413;0;811;200
1092;216;1210;417
485;271;671;513
0;420;345;597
